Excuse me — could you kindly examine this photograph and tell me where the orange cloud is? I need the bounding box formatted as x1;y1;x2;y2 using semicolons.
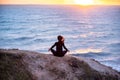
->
0;0;65;4
0;0;120;5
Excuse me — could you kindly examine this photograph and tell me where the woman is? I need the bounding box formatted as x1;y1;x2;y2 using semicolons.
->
49;35;69;57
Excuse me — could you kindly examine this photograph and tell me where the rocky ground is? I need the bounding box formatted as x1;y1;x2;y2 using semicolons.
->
0;49;120;80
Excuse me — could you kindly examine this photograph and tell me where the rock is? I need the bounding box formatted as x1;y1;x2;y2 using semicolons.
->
0;49;120;80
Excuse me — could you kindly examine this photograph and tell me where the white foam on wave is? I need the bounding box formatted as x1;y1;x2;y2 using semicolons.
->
74;48;102;54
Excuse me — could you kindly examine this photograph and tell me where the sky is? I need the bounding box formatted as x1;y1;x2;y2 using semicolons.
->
0;0;120;5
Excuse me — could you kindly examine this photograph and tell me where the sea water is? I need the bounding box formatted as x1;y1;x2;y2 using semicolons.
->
0;5;120;72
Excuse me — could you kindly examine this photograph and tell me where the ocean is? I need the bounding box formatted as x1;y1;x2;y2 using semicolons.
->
0;5;120;72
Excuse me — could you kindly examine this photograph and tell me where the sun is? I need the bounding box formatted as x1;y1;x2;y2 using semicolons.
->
74;0;94;5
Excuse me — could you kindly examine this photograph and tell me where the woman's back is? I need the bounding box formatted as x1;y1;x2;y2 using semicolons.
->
55;42;63;52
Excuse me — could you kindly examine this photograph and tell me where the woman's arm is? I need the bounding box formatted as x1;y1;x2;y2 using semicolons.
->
63;43;69;51
48;43;56;51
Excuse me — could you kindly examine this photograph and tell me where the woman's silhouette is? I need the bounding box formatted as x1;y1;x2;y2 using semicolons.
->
49;35;69;57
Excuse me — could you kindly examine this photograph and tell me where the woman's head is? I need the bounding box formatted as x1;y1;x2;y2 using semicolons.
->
57;35;64;42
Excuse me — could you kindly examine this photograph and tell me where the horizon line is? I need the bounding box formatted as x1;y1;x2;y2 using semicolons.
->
0;4;120;6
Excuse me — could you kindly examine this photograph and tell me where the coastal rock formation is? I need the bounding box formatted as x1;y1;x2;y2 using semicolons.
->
0;49;120;80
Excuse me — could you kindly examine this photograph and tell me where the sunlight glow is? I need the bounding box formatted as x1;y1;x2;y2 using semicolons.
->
0;0;120;5
74;0;94;5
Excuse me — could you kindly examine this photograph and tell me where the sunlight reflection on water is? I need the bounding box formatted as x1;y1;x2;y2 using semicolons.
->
74;48;102;54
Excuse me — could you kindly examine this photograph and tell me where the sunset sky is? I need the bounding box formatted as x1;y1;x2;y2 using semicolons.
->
0;0;120;5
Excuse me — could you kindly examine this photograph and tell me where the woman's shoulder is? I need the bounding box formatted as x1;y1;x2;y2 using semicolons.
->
56;42;64;44
55;42;58;44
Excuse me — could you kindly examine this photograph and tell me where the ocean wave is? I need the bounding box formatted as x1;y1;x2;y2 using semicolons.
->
0;21;12;23
12;36;34;41
72;52;110;57
109;42;120;47
74;48;103;54
33;38;47;42
107;42;120;53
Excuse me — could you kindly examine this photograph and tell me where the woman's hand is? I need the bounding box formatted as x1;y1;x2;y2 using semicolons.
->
48;48;51;51
67;50;70;52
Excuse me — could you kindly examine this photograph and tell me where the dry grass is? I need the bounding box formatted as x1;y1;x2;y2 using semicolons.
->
0;52;33;80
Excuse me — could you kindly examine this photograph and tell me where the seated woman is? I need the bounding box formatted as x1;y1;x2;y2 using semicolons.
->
49;35;69;57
